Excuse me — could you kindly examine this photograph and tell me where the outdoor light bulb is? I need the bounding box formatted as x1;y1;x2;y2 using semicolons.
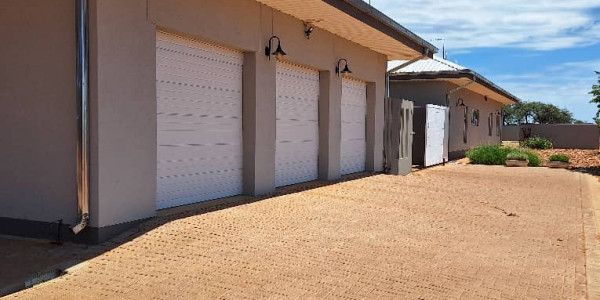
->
273;42;286;60
341;64;352;75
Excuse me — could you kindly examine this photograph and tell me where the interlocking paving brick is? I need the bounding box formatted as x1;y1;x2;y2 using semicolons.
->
9;164;597;299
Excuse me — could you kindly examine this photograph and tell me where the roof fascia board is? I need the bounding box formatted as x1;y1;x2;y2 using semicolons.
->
322;0;437;58
390;71;520;103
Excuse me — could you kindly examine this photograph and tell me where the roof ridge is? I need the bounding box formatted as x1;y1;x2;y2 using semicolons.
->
432;56;465;71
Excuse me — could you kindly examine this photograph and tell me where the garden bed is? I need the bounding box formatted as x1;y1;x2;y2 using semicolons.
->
461;145;600;179
531;149;600;176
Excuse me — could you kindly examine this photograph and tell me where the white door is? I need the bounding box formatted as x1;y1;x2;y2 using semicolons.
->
340;78;367;175
424;104;449;167
156;31;243;209
275;62;319;187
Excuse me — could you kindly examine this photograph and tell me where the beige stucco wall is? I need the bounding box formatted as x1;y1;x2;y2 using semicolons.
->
0;0;78;224
1;0;388;230
503;124;600;149
447;83;503;154
390;81;503;156
88;0;158;228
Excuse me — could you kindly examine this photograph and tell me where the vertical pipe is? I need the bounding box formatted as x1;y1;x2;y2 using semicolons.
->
72;0;90;234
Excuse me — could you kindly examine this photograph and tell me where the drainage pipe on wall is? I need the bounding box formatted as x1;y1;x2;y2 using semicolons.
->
72;0;90;235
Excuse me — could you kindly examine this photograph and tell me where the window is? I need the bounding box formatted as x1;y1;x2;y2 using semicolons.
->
488;113;493;136
496;112;502;136
463;106;468;144
471;109;480;126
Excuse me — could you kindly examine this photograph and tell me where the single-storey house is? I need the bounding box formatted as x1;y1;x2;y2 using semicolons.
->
388;56;520;162
0;0;436;242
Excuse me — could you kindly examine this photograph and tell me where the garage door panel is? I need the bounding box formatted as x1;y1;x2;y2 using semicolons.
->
158;163;243;180
157;182;243;209
156;71;242;92
157;147;242;169
340;78;367;175
158;171;243;192
276;142;318;156
156;31;243;209
156;54;242;75
156;37;242;68
157;118;241;133
158;133;242;146
275;169;318;187
157;94;242;110
276;62;320;187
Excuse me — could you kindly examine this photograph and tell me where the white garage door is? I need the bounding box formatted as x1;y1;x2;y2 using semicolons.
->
156;31;243;209
341;78;367;175
275;62;319;187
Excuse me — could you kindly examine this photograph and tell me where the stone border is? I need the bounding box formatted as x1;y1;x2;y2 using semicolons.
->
581;173;600;299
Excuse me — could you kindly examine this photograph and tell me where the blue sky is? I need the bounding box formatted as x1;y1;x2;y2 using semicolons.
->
369;0;600;122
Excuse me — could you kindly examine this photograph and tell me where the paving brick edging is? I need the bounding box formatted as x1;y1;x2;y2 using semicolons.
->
581;173;600;299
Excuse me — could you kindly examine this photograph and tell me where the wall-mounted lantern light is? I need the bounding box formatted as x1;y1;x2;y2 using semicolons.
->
456;98;465;107
335;59;352;77
265;36;286;61
484;96;488;102
304;22;315;39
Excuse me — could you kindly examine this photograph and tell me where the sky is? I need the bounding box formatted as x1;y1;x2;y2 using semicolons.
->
368;0;600;122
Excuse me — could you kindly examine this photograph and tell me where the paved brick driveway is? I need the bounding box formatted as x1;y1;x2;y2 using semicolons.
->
9;164;598;299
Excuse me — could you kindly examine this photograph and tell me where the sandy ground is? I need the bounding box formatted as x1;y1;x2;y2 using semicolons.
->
5;164;600;299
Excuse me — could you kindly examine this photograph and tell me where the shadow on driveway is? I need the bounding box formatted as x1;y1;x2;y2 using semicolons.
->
0;171;378;297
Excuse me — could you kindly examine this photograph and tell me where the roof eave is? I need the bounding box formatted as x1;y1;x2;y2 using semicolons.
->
321;0;437;58
390;71;521;104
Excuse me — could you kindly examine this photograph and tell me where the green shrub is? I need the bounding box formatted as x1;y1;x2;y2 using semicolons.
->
549;154;570;162
506;150;528;161
467;145;511;165
523;151;542;167
522;136;553;149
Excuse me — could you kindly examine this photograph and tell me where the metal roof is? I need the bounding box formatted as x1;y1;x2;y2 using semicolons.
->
388;56;466;73
388;56;521;104
254;0;437;60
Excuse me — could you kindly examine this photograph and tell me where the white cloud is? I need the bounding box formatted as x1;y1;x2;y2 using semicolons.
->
490;59;600;122
369;0;600;51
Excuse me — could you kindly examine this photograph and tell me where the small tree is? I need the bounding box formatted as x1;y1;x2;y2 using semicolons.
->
590;71;600;126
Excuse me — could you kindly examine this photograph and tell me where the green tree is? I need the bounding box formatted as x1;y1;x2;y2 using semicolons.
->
503;101;574;125
590;71;600;126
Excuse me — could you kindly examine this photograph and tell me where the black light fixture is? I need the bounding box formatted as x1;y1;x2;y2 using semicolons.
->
484;96;488;102
304;22;315;39
335;59;352;77
265;36;286;61
456;98;465;107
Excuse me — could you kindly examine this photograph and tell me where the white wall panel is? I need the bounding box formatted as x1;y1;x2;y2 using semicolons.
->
424;104;449;167
156;31;243;209
275;62;319;187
